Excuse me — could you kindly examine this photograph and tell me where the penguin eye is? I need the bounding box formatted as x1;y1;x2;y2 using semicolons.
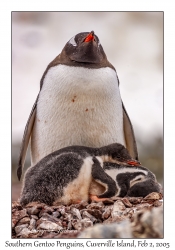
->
69;36;77;46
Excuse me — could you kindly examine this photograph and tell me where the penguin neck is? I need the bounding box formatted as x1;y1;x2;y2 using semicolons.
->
44;64;118;94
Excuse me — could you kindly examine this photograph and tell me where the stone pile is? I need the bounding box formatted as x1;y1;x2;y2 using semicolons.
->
12;192;163;238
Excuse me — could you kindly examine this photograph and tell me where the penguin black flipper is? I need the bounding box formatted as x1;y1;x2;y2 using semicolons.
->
122;102;139;161
17;95;39;181
91;157;117;198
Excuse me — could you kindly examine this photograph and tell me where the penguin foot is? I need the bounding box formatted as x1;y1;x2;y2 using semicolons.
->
89;194;112;202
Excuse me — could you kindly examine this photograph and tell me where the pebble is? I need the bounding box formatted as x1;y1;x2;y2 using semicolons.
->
111;200;126;217
37;221;63;231
78;220;132;238
15;224;29;235
71;207;82;220
28;218;36;230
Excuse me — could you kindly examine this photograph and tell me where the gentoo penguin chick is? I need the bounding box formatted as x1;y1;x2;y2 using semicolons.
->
20;151;117;206
20;143;161;206
20;143;140;206
80;143;161;198
100;162;162;198
17;31;138;180
40;142;140;167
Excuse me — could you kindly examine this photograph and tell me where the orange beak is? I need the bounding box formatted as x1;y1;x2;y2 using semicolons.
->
84;31;95;42
126;160;141;166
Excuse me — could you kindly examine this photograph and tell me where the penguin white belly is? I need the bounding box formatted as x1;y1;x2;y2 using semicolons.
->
31;65;125;164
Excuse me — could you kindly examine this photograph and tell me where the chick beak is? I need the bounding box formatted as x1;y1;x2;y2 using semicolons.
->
126;160;141;166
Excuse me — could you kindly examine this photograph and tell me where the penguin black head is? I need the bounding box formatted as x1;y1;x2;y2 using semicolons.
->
103;162;162;198
40;31;115;87
98;143;141;166
63;31;106;64
52;31;115;70
127;175;162;198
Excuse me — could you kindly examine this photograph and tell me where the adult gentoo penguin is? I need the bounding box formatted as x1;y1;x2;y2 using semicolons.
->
17;31;138;180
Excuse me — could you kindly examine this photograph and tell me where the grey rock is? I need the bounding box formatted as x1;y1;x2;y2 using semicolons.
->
102;206;112;220
27;207;40;215
40;212;61;223
71;207;82;220
72;218;93;231
153;200;163;207
15;224;29;235
12;209;28;228
141;206;163;237
86;209;103;220
111;200;126;218
87;202;104;210
52;211;61;218
37;221;63;231
17;227;32;238
70;200;89;209
31;214;38;220
28;218;36;230
78;220;132;238
132;205;163;238
122;198;133;208
16;216;30;226
82;210;97;223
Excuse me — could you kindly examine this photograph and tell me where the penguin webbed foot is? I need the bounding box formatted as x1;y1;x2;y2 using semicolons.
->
89;194;113;203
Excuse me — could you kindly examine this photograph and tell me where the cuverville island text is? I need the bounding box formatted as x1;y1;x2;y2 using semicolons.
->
5;240;170;248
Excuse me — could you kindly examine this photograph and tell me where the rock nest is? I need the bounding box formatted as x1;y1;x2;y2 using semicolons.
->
12;192;163;239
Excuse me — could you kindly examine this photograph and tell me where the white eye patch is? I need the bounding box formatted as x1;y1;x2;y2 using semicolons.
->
130;174;146;188
69;36;77;46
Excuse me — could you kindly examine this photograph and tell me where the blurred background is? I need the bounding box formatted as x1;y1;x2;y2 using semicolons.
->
12;12;163;200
